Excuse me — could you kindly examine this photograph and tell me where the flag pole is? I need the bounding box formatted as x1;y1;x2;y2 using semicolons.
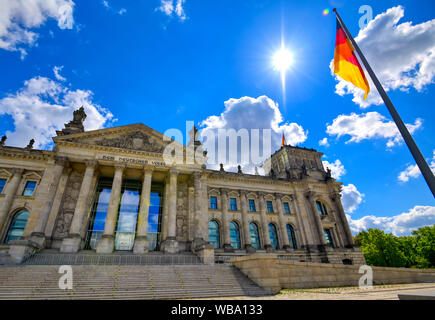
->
333;8;435;197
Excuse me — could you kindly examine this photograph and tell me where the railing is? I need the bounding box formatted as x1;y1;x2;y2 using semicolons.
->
22;253;203;265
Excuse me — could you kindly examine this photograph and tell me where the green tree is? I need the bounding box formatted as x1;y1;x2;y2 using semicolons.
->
354;226;435;269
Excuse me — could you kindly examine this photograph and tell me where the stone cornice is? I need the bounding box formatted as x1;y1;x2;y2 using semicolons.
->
0;147;53;162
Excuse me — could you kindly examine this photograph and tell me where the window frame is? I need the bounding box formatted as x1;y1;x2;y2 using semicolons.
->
229;197;237;211
266;200;274;213
248;199;256;212
316;200;328;215
324;228;334;247
22;180;37;197
283;202;291;214
209;196;218;210
5;210;30;243
0;178;7;194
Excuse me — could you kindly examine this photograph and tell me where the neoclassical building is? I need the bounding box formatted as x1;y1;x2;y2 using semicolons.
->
0;108;365;265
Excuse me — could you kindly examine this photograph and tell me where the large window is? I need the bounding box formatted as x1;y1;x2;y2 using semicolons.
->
248;199;256;212
268;223;279;249
147;188;163;251
266;201;274;213
210;196;217;209
316;201;328;215
115;180;142;251
229;198;237;211
286;224;297;249
283;202;291;214
249;222;261;249
208;220;220;249
85;178;113;250
229;221;241;249
0;178;6;194
5;210;29;243
22;181;36;196
324;229;334;247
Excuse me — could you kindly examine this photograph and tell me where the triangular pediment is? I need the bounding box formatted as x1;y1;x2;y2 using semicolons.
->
53;123;180;153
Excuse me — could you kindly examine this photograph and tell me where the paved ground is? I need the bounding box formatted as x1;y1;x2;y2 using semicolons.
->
198;283;435;300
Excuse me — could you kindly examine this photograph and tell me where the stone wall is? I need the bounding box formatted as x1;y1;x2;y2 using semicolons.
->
231;254;435;294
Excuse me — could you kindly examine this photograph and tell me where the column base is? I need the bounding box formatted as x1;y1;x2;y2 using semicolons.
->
265;244;275;253
133;236;149;254
196;243;215;265
244;244;256;254
60;234;82;253
29;232;47;248
223;244;234;253
161;237;179;254
8;240;42;264
191;237;206;252
96;235;114;253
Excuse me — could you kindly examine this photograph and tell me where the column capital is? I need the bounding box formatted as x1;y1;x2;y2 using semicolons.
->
84;159;98;169
11;168;24;175
169;167;179;176
239;189;248;197
257;191;266;198
143;166;154;175
114;162;126;171
220;188;229;196
274;192;284;200
54;156;69;167
304;190;318;200
330;192;341;201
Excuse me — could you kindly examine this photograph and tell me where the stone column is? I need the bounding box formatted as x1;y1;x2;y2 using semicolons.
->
240;190;255;253
331;192;354;248
96;163;125;253
44;166;72;242
133;168;153;254
289;194;307;248
258;192;272;251
30;156;69;247
275;193;290;250
60;160;98;253
305;191;327;247
220;188;233;252
162;168;179;254
191;172;206;250
0;168;23;237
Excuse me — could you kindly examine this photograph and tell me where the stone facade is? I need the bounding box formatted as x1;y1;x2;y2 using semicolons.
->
0;108;365;265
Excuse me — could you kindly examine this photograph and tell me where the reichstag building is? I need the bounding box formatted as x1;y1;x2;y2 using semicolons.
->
0;107;365;265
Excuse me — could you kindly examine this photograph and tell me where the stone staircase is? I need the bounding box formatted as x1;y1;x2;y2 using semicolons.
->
0;264;271;299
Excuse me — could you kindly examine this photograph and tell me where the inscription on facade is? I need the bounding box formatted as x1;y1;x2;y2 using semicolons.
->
100;155;166;167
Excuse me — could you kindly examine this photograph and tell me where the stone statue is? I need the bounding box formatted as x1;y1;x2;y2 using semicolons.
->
301;163;308;176
25;139;35;149
255;167;259;175
56;106;87;136
219;163;225;172
237;165;242;174
326;167;332;179
0;135;6;147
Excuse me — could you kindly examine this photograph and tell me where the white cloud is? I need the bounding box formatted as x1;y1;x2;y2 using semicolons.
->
319;137;329;147
331;6;435;108
347;205;435;236
341;184;364;213
398;150;435;182
118;8;127;15
157;0;186;21
200;95;307;174
102;1;126;15
0;0;75;58
0;75;114;149
326;111;422;148
53;66;66;81
102;0;109;8
322;159;346;180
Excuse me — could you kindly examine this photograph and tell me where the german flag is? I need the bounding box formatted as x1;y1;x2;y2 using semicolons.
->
334;19;370;99
281;133;286;147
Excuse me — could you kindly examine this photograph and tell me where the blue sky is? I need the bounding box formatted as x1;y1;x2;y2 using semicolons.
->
0;0;434;236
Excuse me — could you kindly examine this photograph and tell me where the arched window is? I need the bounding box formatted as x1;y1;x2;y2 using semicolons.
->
249;222;261;249
268;223;279;249
5;210;29;243
208;220;220;249
229;221;241;249
286;224;297;249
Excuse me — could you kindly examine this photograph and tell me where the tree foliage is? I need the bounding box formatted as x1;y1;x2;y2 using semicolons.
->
354;225;435;268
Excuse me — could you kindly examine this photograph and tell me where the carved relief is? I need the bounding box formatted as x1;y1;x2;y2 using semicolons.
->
53;171;83;239
93;131;165;153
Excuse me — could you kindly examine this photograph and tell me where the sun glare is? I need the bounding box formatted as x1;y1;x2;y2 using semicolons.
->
273;48;293;72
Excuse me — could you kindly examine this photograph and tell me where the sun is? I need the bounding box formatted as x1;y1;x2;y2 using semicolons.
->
273;48;293;72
